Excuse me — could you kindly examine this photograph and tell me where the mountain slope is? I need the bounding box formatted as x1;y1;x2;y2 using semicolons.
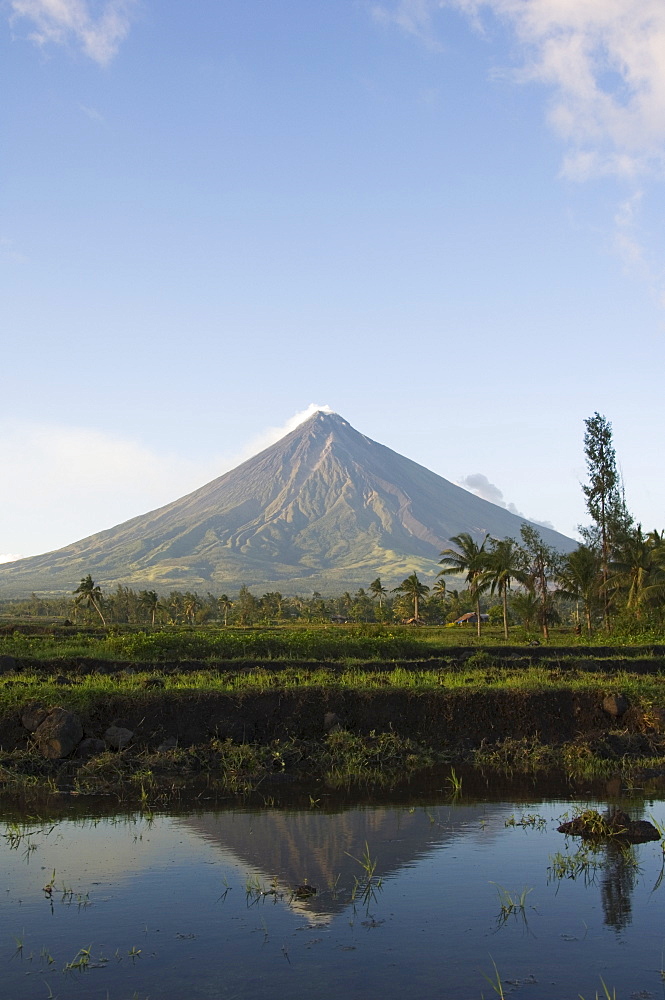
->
0;411;575;595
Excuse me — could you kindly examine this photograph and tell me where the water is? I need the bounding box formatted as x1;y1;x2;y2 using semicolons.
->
2;780;665;999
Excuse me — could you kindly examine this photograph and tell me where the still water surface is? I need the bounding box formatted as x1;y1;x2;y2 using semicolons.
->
3;782;665;999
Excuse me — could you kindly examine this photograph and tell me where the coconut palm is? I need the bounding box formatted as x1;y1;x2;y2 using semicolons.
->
138;589;160;626
217;594;233;626
609;525;665;616
509;590;541;631
557;545;601;633
73;574;106;626
485;537;529;640
438;533;490;637
183;592;202;625
392;572;430;621
369;577;388;608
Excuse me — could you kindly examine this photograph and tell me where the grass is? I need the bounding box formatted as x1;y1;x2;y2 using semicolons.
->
2;638;665;797
548;845;607;882
490;883;533;925
504;812;547;830
347;841;383;908
481;959;506;998
0;622;663;665
2;659;665;708
446;767;463;798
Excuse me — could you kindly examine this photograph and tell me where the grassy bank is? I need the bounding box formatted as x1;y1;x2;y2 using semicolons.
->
2;623;665;663
2;649;665;803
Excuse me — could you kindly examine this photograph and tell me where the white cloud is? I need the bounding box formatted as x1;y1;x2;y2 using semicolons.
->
372;0;443;50
375;0;665;178
458;472;554;528
10;0;137;65
78;101;104;121
0;407;336;557
235;403;334;463
609;190;665;299
0;420;222;557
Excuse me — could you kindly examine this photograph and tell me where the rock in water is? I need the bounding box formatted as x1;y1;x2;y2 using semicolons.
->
558;808;659;843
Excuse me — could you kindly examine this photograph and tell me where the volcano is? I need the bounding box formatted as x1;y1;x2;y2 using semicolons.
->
0;411;575;595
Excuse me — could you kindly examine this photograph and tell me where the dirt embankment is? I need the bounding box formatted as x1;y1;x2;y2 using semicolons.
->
0;686;653;757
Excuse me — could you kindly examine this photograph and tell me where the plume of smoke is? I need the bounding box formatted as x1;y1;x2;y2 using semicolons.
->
458;472;554;528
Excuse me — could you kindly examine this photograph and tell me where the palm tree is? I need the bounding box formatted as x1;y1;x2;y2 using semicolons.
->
609;525;665;617
392;572;430;621
167;591;184;625
369;577;388;608
138;589;160;626
183;592;202;625
485;537;529;640
217;594;233;626
439;533;489;637
510;590;540;631
557;545;601;633
73;574;106;626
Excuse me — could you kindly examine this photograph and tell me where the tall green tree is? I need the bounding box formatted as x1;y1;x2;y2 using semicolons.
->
369;577;388;608
73;575;106;626
138;589;160;626
352;588;375;622
485;537;529;640
581;413;633;628
217;594;232;626
557;545;601;633
183;592;202;625
392;573;430;621
235;585;259;625
609;525;665;617
438;532;489;636
520;524;561;640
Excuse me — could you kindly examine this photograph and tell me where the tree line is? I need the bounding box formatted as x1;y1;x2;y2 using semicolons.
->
2;414;662;637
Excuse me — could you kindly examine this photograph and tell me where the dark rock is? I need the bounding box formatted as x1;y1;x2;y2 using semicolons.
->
603;694;629;718
0;655;16;673
214;718;255;742
157;736;178;752
558;808;660;844
76;737;107;759
21;702;50;731
293;883;317;898
104;725;133;749
34;708;84;759
324;712;343;732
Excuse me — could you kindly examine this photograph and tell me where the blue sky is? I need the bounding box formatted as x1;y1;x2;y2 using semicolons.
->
2;0;664;561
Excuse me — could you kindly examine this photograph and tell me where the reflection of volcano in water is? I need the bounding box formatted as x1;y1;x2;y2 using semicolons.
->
177;803;509;922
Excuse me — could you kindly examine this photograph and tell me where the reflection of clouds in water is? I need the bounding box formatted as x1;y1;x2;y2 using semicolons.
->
288;899;334;927
177;803;513;920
